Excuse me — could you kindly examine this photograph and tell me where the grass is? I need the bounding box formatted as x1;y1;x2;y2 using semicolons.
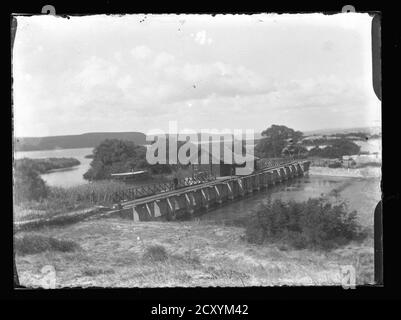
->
14;180;134;221
14;234;80;256
15;219;374;287
143;245;169;262
82;267;115;277
355;162;381;168
14;167;197;222
48;180;130;206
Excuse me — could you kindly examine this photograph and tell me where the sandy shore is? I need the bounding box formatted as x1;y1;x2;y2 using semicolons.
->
309;166;381;178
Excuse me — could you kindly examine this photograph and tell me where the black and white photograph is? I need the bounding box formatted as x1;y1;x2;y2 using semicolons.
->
12;11;381;288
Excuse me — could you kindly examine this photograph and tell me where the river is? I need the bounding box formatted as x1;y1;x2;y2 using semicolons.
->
199;174;380;228
14;147;93;188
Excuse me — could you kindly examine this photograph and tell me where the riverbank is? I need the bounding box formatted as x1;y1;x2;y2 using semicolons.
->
14;166;196;222
15;218;373;287
309;166;381;178
15;157;81;174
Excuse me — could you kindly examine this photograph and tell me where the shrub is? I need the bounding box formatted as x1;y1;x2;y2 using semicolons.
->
245;198;367;250
14;157;82;203
308;139;361;159
355;162;381;168
328;162;342;168
14;234;80;255
143;245;168;262
15;157;80;174
14;160;48;202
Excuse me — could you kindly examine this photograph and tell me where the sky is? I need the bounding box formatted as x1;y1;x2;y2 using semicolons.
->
12;13;381;137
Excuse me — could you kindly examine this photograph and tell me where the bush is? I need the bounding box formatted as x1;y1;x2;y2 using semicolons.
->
355;162;381;168
14;157;82;203
15;158;80;174
14;160;48;202
308;139;361;159
14;234;80;255
245;198;367;250
143;245;168;262
328;162;342;168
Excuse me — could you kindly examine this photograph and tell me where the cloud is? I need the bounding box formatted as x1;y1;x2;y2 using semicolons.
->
72;46;274;108
75;56;118;90
151;52;175;68
130;45;152;59
322;40;334;51
12;14;378;136
16;41;377;136
191;30;213;45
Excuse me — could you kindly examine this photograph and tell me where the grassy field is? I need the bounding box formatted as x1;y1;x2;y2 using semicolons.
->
15;218;374;287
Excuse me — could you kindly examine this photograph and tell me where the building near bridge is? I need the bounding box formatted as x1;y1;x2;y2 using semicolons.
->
193;145;258;177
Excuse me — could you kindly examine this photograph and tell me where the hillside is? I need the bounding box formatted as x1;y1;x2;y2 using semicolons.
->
14;127;380;152
14;132;147;152
303;126;381;137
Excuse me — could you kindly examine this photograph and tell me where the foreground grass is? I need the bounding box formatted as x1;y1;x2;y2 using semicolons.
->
15;234;80;255
15;219;374;287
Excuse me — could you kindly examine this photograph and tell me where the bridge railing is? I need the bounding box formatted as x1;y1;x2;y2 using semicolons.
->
110;171;216;203
256;157;299;171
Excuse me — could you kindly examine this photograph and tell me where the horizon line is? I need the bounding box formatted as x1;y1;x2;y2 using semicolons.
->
15;124;381;139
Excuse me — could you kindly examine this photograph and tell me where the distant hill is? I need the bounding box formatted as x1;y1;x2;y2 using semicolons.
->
303;126;381;137
14;132;147;152
15;127;380;152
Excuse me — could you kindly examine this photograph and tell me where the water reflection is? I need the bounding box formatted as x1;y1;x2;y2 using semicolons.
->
199;174;380;227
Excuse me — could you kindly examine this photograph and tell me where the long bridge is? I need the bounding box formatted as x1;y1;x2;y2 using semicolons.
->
112;159;311;221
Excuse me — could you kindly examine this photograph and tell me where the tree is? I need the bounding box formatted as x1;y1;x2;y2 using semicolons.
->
83;139;174;180
255;125;304;158
282;144;308;157
84;139;149;180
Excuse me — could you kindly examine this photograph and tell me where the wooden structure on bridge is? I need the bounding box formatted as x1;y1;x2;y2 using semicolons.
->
194;144;259;177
